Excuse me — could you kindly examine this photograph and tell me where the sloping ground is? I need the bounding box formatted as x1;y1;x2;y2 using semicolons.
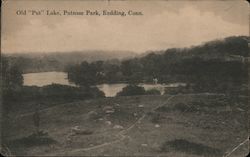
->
5;94;249;157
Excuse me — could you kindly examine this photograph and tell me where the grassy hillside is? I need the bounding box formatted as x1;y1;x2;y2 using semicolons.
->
2;35;249;156
5;94;248;156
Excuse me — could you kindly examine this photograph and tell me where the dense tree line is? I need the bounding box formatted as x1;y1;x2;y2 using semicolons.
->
66;60;124;86
66;36;249;92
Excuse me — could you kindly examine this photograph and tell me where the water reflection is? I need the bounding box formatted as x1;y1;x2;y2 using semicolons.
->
23;72;185;97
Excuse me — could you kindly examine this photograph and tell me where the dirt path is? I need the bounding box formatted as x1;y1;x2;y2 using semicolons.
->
223;137;249;157
13;93;228;156
63;93;230;155
64;95;176;155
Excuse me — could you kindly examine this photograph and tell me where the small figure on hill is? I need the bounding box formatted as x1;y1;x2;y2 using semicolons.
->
33;107;40;135
153;78;158;84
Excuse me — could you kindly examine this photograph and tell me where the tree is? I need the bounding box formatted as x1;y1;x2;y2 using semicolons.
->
67;61;97;86
116;84;146;96
1;56;24;143
1;57;23;89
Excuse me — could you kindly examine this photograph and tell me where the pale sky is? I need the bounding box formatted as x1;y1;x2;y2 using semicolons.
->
1;0;249;54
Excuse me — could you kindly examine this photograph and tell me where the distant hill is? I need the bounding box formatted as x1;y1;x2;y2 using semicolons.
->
2;36;249;74
3;50;137;73
147;36;249;60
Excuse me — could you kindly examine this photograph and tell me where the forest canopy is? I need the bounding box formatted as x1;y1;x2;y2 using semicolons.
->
66;36;249;91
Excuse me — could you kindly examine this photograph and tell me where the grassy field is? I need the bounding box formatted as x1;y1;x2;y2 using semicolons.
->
5;94;249;157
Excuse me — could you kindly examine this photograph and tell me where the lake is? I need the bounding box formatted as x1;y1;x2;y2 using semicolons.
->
23;72;76;87
23;71;186;97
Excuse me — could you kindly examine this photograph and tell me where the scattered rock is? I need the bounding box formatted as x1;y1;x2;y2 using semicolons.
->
71;126;93;135
113;125;124;129
155;124;160;128
105;121;112;125
75;130;93;135
105;110;115;114
236;107;245;112
71;126;80;132
141;143;148;147
87;111;99;119
103;106;114;111
152;143;161;151
103;106;115;114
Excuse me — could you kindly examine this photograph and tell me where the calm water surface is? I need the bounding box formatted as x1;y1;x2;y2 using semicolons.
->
23;72;185;97
23;72;76;87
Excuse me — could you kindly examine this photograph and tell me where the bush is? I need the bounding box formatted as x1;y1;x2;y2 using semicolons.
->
155;106;170;112
116;84;146;96
88;86;105;98
173;103;198;112
8;131;57;147
3;84;105;107
145;89;161;95
150;112;165;123
37;84;104;100
161;139;222;156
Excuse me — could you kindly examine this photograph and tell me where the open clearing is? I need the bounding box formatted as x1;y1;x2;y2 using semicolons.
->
6;94;249;157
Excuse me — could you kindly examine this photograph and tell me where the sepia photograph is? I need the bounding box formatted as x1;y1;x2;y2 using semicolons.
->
1;0;249;156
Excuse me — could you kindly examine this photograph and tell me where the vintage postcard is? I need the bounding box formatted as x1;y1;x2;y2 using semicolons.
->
1;0;249;156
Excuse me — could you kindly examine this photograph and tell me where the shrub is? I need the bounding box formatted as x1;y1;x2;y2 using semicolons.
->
155;106;170;112
173;103;198;112
4;84;105;105
88;86;105;98
40;84;105;100
145;89;161;95
173;103;189;112
116;84;146;96
161;139;222;156
8;131;57;147
150;112;164;123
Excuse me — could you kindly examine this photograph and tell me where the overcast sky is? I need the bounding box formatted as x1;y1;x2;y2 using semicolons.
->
2;0;249;54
